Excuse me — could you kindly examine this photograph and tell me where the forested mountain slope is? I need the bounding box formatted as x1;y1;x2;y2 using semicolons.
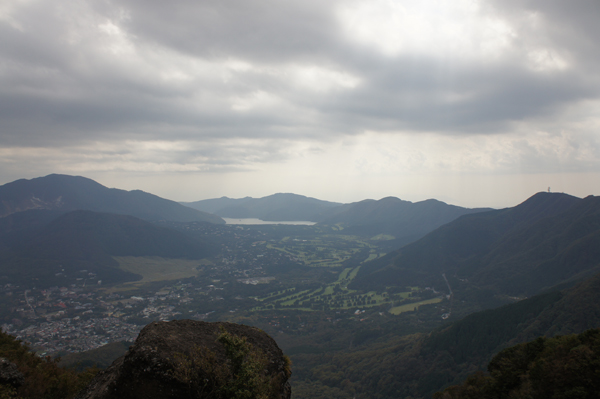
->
184;194;489;249
0;174;224;224
0;210;216;287
435;328;600;399
316;197;491;246
294;271;600;398
182;193;341;222
351;192;598;297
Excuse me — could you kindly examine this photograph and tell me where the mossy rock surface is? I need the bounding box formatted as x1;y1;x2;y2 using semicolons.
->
76;320;291;399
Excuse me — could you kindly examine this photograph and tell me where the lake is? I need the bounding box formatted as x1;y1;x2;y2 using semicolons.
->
223;218;316;226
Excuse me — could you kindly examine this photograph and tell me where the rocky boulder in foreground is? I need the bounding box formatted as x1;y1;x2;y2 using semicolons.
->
76;320;291;399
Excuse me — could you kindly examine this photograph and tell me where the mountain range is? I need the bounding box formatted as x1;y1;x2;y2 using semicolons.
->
1;175;487;249
184;194;491;246
317;196;491;246
277;191;600;397
1;173;599;398
182;193;342;222
0;174;224;224
352;192;600;298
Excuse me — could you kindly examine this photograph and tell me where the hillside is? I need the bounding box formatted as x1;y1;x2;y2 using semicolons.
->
55;271;600;399
0;210;216;287
435;328;600;399
0;329;96;398
182;193;342;222
184;194;491;248
351;192;597;297
0;174;224;224
60;341;132;371
425;270;600;366
316;197;491;246
290;271;600;399
11;189;599;399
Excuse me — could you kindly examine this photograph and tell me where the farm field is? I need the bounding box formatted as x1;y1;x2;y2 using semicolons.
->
114;256;206;285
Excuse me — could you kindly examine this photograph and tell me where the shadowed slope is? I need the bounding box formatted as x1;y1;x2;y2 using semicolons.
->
0;174;224;224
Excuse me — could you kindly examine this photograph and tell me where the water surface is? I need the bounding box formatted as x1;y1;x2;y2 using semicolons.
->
223;218;316;225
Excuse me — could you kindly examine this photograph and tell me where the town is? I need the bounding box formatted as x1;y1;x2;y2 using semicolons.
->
0;221;448;358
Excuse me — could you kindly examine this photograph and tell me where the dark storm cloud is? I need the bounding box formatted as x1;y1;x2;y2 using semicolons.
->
112;0;344;62
321;58;596;134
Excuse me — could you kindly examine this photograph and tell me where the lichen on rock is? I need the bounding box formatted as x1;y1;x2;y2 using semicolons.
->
76;320;291;399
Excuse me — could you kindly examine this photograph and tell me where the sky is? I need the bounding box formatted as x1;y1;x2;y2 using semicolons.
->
1;0;599;208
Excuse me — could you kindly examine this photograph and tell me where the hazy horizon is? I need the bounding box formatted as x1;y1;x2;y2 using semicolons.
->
2;0;599;208
0;172;583;211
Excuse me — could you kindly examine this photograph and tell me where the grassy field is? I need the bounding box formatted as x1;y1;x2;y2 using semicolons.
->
251;264;429;312
265;235;376;267
114;256;204;285
363;253;379;262
389;297;443;315
370;234;395;240
337;268;352;281
348;266;361;281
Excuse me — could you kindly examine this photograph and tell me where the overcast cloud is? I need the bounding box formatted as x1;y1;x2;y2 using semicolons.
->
1;0;599;207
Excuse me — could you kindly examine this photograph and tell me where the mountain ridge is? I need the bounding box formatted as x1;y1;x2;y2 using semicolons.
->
0;209;216;287
316;196;492;246
185;193;492;249
182;192;342;222
0;174;224;224
351;192;596;298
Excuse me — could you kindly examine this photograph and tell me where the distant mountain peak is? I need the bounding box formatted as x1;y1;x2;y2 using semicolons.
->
379;196;404;202
0;174;224;224
183;193;342;222
351;191;595;298
519;191;578;203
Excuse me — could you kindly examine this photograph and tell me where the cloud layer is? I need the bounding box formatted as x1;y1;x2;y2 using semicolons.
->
1;0;599;206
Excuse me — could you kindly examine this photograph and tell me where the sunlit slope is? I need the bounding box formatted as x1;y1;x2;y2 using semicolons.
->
351;192;598;297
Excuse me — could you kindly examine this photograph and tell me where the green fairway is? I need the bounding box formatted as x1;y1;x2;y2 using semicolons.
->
249;234;436;313
265;235;375;267
389;297;443;315
370;234;395;240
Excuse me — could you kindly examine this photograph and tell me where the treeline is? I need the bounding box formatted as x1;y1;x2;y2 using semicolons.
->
0;330;96;398
435;328;600;399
